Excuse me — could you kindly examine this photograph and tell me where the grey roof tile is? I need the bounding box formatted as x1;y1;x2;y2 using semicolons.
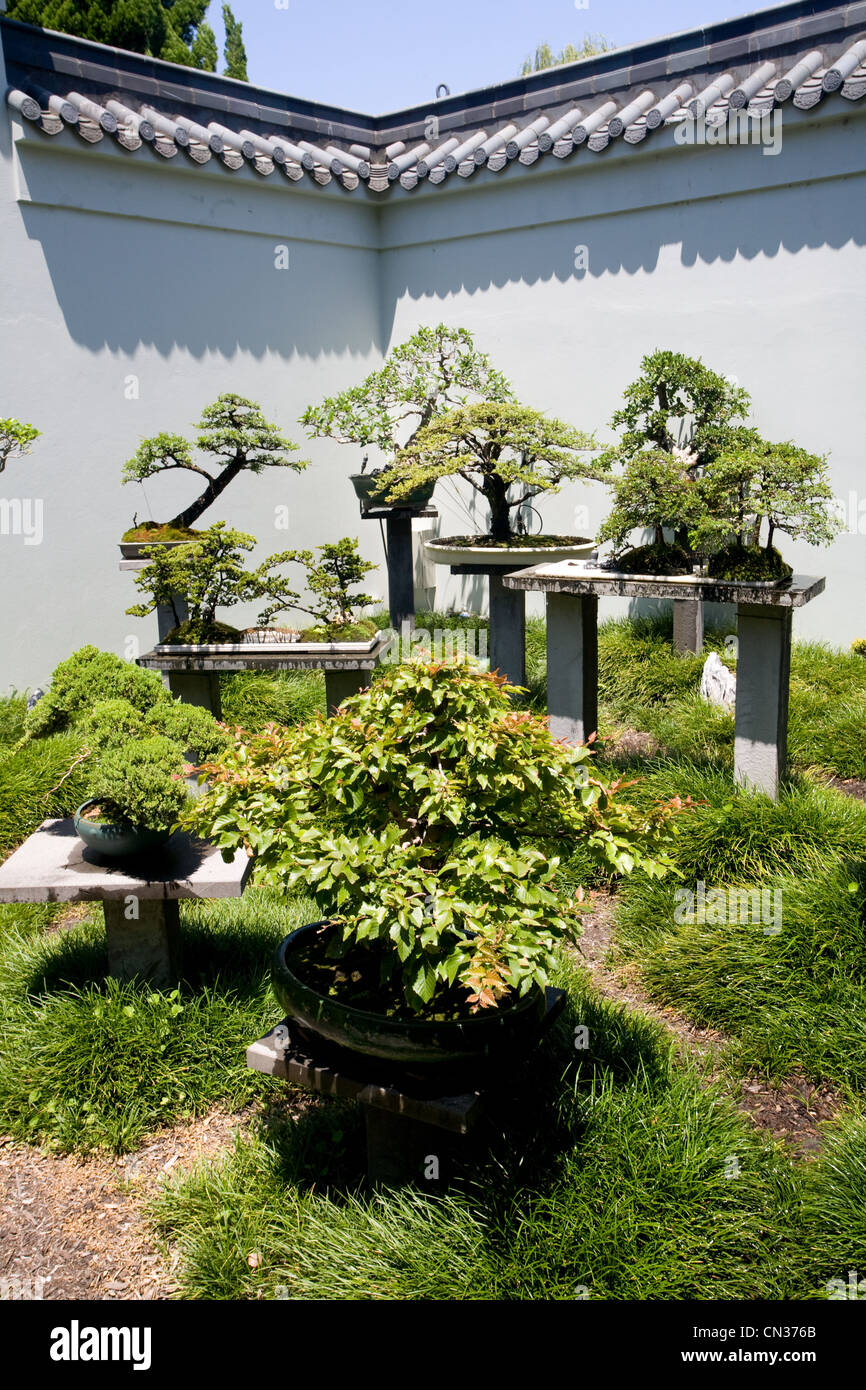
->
627;57;670;86
667;47;704;77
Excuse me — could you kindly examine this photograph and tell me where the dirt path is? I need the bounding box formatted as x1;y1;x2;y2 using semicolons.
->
575;891;843;1156
0;1106;252;1300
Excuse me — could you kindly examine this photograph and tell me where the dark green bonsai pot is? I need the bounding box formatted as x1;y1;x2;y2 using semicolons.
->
272;920;547;1078
350;473;435;510
73;800;170;859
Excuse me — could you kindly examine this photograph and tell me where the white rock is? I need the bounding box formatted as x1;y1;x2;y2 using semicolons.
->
700;650;736;710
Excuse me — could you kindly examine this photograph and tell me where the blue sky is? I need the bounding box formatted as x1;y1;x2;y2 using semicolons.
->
209;0;770;110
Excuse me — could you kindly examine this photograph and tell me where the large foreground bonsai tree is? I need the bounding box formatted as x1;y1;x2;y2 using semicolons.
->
185;662;679;1013
122;394;307;535
301;324;515;490
385;402;600;542
0;418;39;474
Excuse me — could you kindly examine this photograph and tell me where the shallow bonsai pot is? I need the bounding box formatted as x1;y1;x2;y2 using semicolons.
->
350;473;435;510
566;561;790;589
154;628;388;656
73;800;170;859
426;536;596;567
118;539;196;560
272;920;547;1076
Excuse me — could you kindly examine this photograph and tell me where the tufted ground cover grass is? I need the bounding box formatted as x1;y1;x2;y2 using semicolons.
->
0;888;305;1153
151;958;816;1302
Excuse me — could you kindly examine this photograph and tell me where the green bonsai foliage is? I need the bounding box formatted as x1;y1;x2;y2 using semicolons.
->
301;324;514;494
127;523;301;644
599;352;841;577
852;639;866;658
122;394;307;533
88;736;188;830
0;418;39;474
258;538;378;638
82;698;228;763
185;662;679;1013
387;402;599;542
24;647;168;739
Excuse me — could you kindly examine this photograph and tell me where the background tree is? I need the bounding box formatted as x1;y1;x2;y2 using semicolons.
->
0;418;39;474
6;1;246;79
221;1;247;80
388;402;600;543
122;393;307;533
301;324;514;473
521;35;614;75
693;439;840;556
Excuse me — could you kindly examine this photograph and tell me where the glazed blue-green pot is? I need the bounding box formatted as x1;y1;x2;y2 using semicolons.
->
73;800;170;859
272;920;546;1076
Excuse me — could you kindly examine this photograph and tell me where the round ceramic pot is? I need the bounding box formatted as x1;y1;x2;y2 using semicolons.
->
350;474;436;510
73;800;170;859
272;920;547;1077
425;537;596;567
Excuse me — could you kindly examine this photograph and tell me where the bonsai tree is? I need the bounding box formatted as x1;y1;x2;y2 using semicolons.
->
257;538;379;638
692;437;841;579
598;351;841;578
301;324;514;495
385;402;600;543
121;394;308;539
84;736;189;832
1;417;39;473
127;523;301;643
23;645;169;739
185;662;679;1013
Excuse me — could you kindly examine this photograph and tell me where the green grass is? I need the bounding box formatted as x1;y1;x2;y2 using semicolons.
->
614;859;866;1090
0;691;27;746
151;959;811;1301
0;730;92;859
0;888;312;1153
219;670;325;731
798;1111;866;1296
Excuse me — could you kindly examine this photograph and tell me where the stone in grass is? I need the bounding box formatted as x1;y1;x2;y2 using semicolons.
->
700;651;736;711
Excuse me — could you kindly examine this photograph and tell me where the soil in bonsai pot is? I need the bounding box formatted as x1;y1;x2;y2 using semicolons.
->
291;927;524;1024
121;522;201;543
161;619;244;645
707;543;793;583
605;542;693;576
432;534;592;549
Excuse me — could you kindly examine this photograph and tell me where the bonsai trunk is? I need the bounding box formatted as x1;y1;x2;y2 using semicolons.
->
168;457;245;530
484;475;513;543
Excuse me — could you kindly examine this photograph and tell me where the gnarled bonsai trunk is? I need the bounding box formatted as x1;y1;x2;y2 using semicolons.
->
484;473;512;543
168;457;245;530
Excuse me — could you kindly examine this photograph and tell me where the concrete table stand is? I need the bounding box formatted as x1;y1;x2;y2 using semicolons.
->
136;632;394;719
119;558;188;643
248;988;565;1186
360;505;437;631
504;563;825;799
0;821;251;986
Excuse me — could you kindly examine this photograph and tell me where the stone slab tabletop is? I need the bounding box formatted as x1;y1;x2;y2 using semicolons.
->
136;633;394;673
0;821;252;904
502;562;825;607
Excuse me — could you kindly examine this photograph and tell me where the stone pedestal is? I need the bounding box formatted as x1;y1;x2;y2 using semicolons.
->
103;898;180;987
361;506;437;632
734;604;792;798
0;822;251;984
503;564;824;801
545;591;598;745
167;669;222;717
488;570;526;688
324;668;366;714
673;598;704;655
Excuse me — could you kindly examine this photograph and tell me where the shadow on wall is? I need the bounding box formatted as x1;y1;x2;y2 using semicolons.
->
18;204;381;360
379;165;865;341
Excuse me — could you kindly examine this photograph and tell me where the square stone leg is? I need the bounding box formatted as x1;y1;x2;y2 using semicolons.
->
103;898;180;987
385;514;416;631
362;1105;453;1188
324;668;366;715
734;603;792;799
673;599;704;655
545;592;598;746
167;670;222;718
488;571;526;688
